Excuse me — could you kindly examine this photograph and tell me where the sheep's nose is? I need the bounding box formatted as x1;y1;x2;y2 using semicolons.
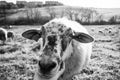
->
39;61;57;74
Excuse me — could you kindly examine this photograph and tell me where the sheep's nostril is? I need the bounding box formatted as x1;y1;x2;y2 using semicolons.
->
50;62;57;68
39;61;57;74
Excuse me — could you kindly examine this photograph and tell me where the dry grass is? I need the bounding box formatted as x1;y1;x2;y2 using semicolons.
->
0;25;120;80
77;25;120;80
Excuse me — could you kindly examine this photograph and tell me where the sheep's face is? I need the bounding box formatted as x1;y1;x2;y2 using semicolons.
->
22;23;94;79
22;26;72;79
37;34;65;79
7;32;14;39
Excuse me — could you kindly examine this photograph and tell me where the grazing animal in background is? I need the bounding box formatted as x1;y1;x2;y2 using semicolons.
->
0;28;14;44
7;31;14;40
8;25;13;29
91;28;95;32
1;25;12;29
9;25;12;29
22;18;94;80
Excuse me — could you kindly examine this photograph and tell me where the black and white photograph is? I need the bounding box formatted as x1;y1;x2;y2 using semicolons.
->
0;0;120;80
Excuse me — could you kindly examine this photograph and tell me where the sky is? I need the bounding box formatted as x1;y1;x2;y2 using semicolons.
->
1;0;120;8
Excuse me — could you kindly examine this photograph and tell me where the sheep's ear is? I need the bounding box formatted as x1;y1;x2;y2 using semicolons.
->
22;29;42;41
22;26;46;41
72;32;94;43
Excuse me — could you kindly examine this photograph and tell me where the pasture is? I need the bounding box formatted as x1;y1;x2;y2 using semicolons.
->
0;25;120;80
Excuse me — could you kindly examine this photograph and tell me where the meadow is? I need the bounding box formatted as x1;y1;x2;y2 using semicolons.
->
0;24;120;80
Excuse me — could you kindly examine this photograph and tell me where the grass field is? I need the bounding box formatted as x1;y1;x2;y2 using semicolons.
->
0;25;120;80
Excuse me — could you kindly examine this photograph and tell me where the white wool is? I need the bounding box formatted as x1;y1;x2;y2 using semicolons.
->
0;28;8;39
33;18;93;80
46;17;89;34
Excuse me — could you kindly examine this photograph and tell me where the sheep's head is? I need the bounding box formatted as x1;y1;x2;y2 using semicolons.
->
7;31;14;39
22;24;94;79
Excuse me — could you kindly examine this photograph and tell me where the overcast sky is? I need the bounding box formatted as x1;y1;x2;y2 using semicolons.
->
2;0;120;8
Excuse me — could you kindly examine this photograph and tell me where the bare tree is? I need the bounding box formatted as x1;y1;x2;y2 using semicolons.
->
34;8;42;22
26;7;42;24
96;14;104;22
60;8;66;18
64;7;76;20
0;3;7;24
90;9;99;22
45;7;57;19
26;8;34;20
79;8;98;23
109;15;118;24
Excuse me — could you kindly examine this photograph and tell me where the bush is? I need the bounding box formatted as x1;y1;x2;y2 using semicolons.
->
0;16;51;25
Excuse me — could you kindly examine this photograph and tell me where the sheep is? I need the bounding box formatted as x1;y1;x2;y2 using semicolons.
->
98;30;103;34
9;25;13;29
22;17;94;80
0;28;14;44
98;30;106;36
7;31;14;41
91;28;95;32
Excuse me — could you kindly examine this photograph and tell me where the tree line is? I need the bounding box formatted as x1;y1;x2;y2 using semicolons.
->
0;4;120;25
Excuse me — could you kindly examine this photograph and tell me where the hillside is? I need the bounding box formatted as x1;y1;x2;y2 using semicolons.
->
5;6;120;20
95;8;120;20
1;6;120;25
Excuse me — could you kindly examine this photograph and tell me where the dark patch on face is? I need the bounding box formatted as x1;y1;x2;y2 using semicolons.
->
42;35;58;56
47;35;57;47
58;28;64;33
61;35;71;51
60;35;72;57
54;49;57;53
59;61;64;71
60;29;73;56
